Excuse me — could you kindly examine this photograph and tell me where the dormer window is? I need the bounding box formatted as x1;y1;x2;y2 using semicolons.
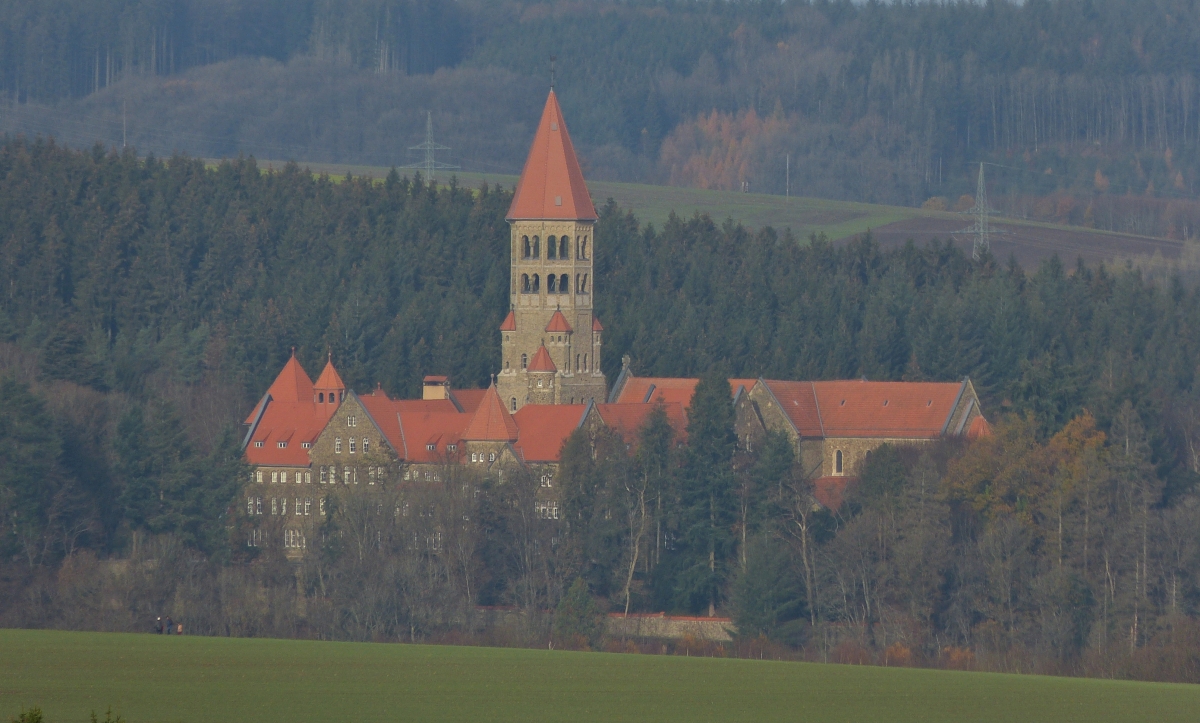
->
277;441;287;448
426;443;436;452
302;442;312;449
255;441;264;448
448;444;457;452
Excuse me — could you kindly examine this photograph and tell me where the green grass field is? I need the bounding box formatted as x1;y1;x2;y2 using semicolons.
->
2;629;1197;723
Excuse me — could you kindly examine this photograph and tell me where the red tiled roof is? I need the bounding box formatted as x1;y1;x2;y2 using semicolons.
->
813;476;854;511
463;385;519;442
423;375;448;383
612;377;758;407
244;355;326;466
595;402;688;448
512;404;587;462
967;415;993;439
499;310;517;331
314;358;346;391
528;345;557;372
592;317;604;332
545;310;573;333
762;380;966;439
450;388;488;414
264;353;314;407
506;90;597;221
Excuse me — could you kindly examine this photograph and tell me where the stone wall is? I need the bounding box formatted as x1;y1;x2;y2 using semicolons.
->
605;613;735;642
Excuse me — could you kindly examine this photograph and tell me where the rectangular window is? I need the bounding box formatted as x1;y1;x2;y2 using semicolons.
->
295;498;302;516
247;498;254;515
320;466;327;484
344;468;351;485
281;498;288;515
256;498;263;515
353;467;358;484
304;498;311;516
256;470;263;484
347;415;357;427
320;498;326;516
281;471;287;484
362;438;369;454
271;498;278;515
335;437;342;453
305;471;311;484
349;438;356;454
271;471;278;484
369;467;376;484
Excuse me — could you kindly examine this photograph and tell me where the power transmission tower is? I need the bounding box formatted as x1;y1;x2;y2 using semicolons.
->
956;162;1003;261
402;112;458;181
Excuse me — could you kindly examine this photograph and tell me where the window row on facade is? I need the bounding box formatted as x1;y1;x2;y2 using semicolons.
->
520;234;588;260
246;496;321;516
334;436;370;454
519;273;587;294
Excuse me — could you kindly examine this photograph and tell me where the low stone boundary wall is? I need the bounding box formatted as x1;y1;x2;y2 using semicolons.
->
606;612;735;642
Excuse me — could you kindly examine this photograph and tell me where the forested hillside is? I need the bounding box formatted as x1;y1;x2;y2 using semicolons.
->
5;0;1200;232
2;142;1200;681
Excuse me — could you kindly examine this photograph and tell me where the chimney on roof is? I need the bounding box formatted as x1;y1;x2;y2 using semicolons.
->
423;375;451;401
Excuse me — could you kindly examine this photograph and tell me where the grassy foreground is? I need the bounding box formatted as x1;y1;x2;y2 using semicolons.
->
2;629;1197;723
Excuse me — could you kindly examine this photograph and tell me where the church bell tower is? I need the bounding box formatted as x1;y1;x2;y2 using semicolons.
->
496;89;606;412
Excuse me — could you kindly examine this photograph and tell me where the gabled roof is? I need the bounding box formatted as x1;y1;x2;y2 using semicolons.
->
611;376;758;408
450;388;488;414
243;354;327;466
506;90;597;221
512;404;588;462
499;310;517;331
545;310;573;333
314;357;346;391
463;385;519;442
761;379;968;439
592;317;604;332
528;345;557;372
967;415;993;439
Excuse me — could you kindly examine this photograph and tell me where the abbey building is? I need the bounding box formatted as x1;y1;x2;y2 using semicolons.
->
239;89;989;555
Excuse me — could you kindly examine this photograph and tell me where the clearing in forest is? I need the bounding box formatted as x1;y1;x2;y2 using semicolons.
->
2;629;1198;723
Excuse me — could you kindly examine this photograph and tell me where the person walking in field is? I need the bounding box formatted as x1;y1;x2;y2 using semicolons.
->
176;623;183;635
164;616;173;635
154;617;163;634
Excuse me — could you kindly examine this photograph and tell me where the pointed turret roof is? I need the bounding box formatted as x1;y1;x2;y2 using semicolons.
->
266;352;314;403
528;344;557;372
499;310;517;331
545;309;573;333
507;90;597;221
592;317;604;332
463;383;519;441
314;355;345;391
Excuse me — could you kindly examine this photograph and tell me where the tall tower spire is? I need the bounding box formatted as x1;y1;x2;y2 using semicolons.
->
497;90;605;412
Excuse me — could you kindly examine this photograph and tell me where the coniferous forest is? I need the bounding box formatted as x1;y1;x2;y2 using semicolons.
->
3;139;1200;681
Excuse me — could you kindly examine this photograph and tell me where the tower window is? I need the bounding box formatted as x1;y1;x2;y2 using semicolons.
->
532;274;540;292
575;274;580;293
532;236;540;258
560;237;569;259
318;392;324;403
522;274;530;293
583;354;588;372
510;398;517;412
835;450;844;475
581;237;588;259
559;273;568;292
522;236;530;258
521;354;528;369
547;236;557;259
548;274;557;293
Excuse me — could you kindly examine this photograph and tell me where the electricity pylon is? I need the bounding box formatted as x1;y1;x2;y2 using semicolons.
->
403;112;459;181
956;163;1003;261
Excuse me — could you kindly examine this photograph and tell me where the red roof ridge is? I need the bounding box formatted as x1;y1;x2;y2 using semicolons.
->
545;309;573;333
499;310;517;331
506;90;597;221
462;383;519;442
528;344;557;372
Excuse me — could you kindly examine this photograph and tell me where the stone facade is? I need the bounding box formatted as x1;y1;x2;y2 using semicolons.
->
497;218;606;411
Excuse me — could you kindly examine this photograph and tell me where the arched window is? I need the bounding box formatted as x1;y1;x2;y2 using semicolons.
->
560;237;569;258
510;398;517;412
521;354;528;369
548;274;557;293
532;274;540;292
583;354;588;371
576;354;580;371
547;235;557;259
575;274;581;292
505;360;510;370
318;392;324;403
559;274;568;292
522;236;530;258
835;450;843;474
522;274;530;293
532;236;540;258
580;274;588;293
581;237;588;258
